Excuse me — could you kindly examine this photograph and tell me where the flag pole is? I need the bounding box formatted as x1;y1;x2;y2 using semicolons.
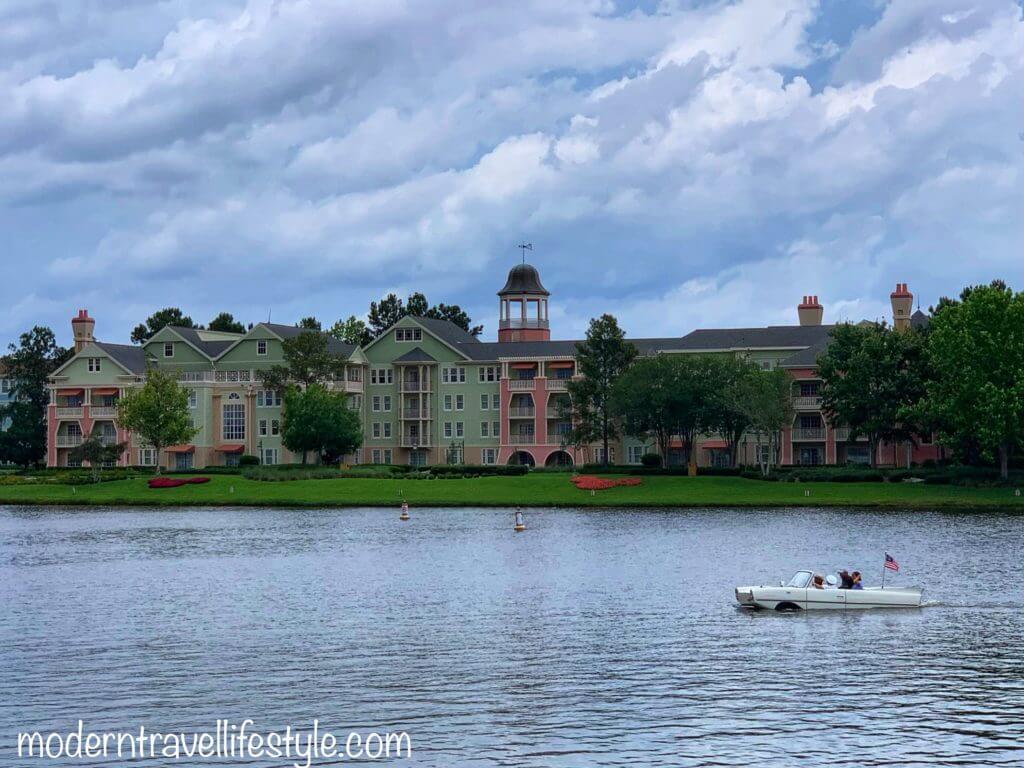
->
881;555;886;589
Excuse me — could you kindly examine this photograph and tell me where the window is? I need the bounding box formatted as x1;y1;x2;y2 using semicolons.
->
480;394;489;410
371;449;382;464
799;381;820;397
259;419;268;437
444;422;453;438
222;403;245;440
271;419;280;436
0;379;10;393
491;394;500;410
554;366;573;380
257;340;267;356
348;394;361;411
492;421;500;437
137;448;157;466
261;448;278;466
595;446;615;463
257;390;281;407
370;368;393;385
87;358;101;372
372;422;381;438
482;448;497;465
163;343;174;358
442;367;466;383
481;421;490;438
627;446;644;464
187;389;197;409
443;394;452;411
383;449;392;464
382;395;392;412
409;450;426;467
478;366;498;382
372;395;381;412
66;455;82;468
382;422;391;438
455;394;464;411
455;422;464;438
175;452;193;471
710;449;731;468
395;328;422;342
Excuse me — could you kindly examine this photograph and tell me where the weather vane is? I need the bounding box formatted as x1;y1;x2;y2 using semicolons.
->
517;242;533;264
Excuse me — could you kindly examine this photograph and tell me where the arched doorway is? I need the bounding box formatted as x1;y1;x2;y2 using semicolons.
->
545;450;573;467
508;450;536;467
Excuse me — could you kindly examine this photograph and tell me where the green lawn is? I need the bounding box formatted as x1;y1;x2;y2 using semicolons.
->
0;473;1022;509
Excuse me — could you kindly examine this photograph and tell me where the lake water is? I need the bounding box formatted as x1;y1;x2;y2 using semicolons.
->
2;505;1023;767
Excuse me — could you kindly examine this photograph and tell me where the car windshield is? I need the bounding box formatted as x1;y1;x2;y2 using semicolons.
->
787;571;812;588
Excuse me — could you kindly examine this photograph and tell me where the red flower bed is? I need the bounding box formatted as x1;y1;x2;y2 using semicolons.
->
571;475;643;491
148;476;211;489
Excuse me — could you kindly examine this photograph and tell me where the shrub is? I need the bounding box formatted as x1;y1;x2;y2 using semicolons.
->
238;454;260;467
640;453;662;468
148;476;210;488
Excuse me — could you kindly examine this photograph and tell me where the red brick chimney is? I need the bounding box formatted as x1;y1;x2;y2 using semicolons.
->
71;309;95;353
797;295;823;326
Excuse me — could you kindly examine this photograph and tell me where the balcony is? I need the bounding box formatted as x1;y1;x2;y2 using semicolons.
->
545;379;572;391
793;396;822;409
92;434;119;446
792;427;826;441
509;434;536;445
178;371;215;382
401;380;430;393
55;435;83;447
90;406;117;417
508;379;535;391
55;407;83;418
499;318;547;330
401;407;431;419
401;435;432;448
508;406;535;418
546;407;568;418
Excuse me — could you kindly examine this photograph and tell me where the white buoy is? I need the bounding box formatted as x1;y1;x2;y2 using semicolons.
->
399;500;410;521
514;507;525;532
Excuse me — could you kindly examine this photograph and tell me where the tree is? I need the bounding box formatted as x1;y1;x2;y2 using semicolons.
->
115;369;197;475
706;356;758;467
0;326;70;466
732;368;794;477
69;433;128;483
922;281;1024;479
257;331;347;391
406;292;430;317
565;315;636;466
666;355;721;476
425;303;483;336
817;323;929;468
131;308;196;344
611;355;680;460
368;294;405;338
281;384;362;464
329;316;372;346
297;316;322;331
208;312;246;334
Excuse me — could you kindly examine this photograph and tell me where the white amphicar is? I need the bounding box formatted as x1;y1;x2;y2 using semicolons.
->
735;570;923;611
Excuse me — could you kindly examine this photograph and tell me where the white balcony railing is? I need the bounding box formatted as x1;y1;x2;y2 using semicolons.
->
401;408;430;419
833;427;869;442
508;407;535;418
500;319;547;329
401;435;432;448
508;379;535;390
55;407;83;418
401;380;430;393
90;406;117;417
509;434;536;445
793;396;822;409
55;435;83;447
792;427;826;440
545;379;571;390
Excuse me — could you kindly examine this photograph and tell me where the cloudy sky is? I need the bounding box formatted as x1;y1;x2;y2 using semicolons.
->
2;0;1022;347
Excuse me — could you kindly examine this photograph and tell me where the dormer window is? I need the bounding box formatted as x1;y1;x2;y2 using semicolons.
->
395;328;422;342
257;340;267;355
163;343;174;358
87;358;101;372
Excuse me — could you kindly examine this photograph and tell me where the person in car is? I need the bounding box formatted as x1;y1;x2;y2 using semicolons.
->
811;574;825;589
851;571;864;590
839;570;854;589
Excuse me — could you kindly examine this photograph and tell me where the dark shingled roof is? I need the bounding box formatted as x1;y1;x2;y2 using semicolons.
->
411;316;481;347
168;326;239;358
96;342;148;374
910;309;930;330
498;263;549;296
674;324;835;350
780;338;829;369
263;323;357;358
393;347;437;363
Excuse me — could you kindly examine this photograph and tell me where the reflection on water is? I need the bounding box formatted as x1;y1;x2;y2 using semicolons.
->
2;506;1023;767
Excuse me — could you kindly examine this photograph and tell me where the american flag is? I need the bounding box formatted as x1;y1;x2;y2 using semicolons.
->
884;553;900;572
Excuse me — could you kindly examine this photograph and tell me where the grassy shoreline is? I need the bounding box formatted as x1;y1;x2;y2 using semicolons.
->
1;474;1022;510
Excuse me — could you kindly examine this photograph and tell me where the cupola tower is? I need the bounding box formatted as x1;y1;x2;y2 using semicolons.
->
498;263;550;342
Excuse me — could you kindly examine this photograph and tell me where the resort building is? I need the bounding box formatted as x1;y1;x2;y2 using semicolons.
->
45;265;939;470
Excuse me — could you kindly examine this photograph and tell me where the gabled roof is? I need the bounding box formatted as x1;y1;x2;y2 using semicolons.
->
674;324;835;351
94;343;148;374
393;347;437;363
166;326;241;358
910;309;930;330
779;338;829;369
411;316;481;346
261;323;357;358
